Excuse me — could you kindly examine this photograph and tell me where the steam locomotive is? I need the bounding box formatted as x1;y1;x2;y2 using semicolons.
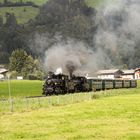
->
42;72;90;95
42;72;137;96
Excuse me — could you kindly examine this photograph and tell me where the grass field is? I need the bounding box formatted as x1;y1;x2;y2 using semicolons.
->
0;91;140;140
0;0;100;6
0;6;39;24
0;0;119;24
0;0;99;24
0;80;43;98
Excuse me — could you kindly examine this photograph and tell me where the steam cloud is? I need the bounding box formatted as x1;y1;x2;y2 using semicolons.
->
44;39;113;75
30;0;140;76
95;0;140;68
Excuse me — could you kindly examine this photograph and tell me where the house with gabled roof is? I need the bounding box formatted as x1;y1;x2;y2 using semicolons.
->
121;70;135;79
135;68;140;79
97;69;123;79
0;68;8;80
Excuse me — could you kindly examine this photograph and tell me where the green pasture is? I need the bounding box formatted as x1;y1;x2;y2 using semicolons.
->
0;80;43;98
0;91;140;140
0;0;100;6
0;0;119;24
0;6;39;24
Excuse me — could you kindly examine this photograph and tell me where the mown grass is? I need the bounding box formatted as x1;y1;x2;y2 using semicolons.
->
0;91;140;140
0;80;43;98
0;6;39;24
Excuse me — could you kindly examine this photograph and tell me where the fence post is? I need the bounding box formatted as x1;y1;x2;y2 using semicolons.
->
26;98;29;109
38;98;41;107
57;96;60;105
71;94;73;104
10;98;14;112
89;92;92;100
48;96;51;106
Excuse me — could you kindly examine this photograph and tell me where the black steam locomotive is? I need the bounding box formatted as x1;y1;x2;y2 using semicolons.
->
42;72;137;96
42;72;90;95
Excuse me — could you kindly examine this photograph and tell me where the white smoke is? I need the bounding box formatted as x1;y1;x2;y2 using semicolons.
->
30;0;140;75
55;67;63;75
95;0;140;68
44;39;113;75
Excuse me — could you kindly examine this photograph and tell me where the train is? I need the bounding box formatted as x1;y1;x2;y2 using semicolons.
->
42;72;137;96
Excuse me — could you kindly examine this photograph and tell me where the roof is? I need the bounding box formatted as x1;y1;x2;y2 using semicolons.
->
135;68;140;71
122;70;135;74
0;68;8;74
97;69;123;75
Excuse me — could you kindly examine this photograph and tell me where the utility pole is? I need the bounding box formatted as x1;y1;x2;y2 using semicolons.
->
7;73;13;112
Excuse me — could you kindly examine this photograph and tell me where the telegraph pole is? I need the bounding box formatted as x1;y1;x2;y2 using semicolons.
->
7;73;13;112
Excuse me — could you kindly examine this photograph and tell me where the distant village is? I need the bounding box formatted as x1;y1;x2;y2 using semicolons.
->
97;69;140;80
1;64;140;80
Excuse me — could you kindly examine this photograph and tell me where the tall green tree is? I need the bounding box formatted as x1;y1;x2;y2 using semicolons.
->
9;49;35;74
9;49;44;79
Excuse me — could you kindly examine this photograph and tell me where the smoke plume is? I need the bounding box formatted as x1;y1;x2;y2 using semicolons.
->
30;0;140;76
95;0;140;68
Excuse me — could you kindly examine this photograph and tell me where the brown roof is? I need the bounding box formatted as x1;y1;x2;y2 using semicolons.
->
122;70;135;74
97;69;123;75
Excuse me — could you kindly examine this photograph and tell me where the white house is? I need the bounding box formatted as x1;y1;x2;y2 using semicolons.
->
97;69;123;79
0;68;8;80
135;68;140;79
121;70;135;79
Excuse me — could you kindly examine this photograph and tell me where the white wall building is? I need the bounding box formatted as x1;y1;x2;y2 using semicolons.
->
135;68;140;79
97;69;123;79
0;68;8;80
121;70;135;79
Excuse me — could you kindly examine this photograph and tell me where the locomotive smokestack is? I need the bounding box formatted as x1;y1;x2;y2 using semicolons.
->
66;60;77;79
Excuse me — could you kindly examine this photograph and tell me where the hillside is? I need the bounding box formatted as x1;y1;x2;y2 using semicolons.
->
0;0;48;6
0;0;102;24
0;0;140;72
0;6;39;24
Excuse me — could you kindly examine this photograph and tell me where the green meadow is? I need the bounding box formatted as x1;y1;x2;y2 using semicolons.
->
0;90;140;140
0;0;110;24
0;80;43;98
0;6;39;24
0;80;140;139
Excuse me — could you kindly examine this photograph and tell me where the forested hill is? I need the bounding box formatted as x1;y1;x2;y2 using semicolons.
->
0;0;100;63
0;0;140;70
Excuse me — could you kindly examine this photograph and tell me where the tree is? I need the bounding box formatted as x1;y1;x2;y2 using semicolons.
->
5;13;17;28
9;49;28;73
0;16;3;27
9;49;44;79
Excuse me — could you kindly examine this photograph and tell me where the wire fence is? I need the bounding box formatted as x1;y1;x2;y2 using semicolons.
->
0;92;94;113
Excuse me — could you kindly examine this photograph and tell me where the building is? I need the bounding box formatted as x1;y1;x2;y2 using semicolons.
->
97;69;123;79
135;68;140;79
0;68;8;80
121;70;135;79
